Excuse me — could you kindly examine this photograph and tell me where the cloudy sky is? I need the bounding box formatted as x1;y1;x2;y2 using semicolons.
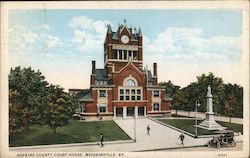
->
9;9;243;91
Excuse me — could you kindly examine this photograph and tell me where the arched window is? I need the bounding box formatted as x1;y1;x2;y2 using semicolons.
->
125;79;136;87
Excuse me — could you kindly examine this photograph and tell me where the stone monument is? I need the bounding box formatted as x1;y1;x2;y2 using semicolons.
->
198;85;226;130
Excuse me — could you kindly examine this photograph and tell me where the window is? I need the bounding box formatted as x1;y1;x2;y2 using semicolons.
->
153;90;160;97
119;88;142;101
113;50;117;59
133;51;137;60
119;50;123;60
153;103;160;111
96;80;108;85
120;96;124;101
125;79;136;87
80;104;86;113
128;51;132;57
99;106;106;113
137;89;141;94
126;96;130;100
137;96;141;100
99;90;106;97
120;89;124;100
124;50;127;60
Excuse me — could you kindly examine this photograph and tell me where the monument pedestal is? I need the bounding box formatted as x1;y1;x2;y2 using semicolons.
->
198;85;226;131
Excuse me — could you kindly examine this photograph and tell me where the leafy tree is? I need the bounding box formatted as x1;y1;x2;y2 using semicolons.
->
172;90;187;115
9;67;48;130
9;90;25;141
195;72;225;114
224;83;243;118
173;72;225;116
43;85;78;135
159;81;180;98
159;81;180;114
224;92;238;122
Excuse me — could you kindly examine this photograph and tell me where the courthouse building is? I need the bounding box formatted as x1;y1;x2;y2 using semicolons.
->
77;21;172;119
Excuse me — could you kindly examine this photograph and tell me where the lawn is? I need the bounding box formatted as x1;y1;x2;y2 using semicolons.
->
10;120;131;147
158;119;243;136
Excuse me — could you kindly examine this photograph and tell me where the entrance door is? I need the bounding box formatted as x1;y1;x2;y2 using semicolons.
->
138;107;144;116
127;107;135;117
116;107;123;117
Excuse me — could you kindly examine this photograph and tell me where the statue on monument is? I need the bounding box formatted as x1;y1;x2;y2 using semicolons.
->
197;85;226;130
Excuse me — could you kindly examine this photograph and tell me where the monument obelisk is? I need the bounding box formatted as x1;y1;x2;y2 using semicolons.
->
198;85;226;130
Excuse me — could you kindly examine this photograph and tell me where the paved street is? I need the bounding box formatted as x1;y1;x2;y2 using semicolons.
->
10;118;243;152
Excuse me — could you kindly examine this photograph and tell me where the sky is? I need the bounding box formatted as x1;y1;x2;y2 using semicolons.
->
8;9;243;91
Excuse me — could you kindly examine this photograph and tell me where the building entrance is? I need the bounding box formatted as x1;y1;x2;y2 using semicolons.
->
116;107;123;117
138;107;144;116
127;107;135;117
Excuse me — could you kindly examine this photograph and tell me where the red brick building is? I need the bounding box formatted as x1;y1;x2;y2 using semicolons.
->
79;21;172;119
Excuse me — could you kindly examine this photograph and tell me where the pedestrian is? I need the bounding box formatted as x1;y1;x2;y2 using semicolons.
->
179;132;185;146
100;133;104;147
147;124;150;135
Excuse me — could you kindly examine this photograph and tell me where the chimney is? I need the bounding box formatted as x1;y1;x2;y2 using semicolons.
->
153;63;157;77
92;61;96;74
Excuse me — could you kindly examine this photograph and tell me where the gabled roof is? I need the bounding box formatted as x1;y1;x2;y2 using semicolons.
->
96;69;108;80
79;92;94;102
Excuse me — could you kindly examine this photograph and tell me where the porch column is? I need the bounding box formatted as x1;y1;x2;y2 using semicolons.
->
113;106;116;119
123;106;127;119
144;106;147;118
134;106;138;118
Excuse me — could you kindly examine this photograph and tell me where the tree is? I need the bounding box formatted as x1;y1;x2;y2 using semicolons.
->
159;81;180;98
9;90;25;141
173;72;225;116
43;85;78;135
224;84;243;118
9;67;48;130
159;81;180;114
224;93;238;122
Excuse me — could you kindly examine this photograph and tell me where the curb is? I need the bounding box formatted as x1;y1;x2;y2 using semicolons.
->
135;145;206;152
9;140;134;150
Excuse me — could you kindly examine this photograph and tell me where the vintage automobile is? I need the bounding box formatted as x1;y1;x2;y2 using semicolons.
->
207;130;236;149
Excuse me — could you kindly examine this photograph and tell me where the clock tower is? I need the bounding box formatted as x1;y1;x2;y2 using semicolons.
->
104;20;143;77
76;20;172;120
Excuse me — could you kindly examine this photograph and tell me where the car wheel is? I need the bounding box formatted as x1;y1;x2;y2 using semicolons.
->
231;141;236;147
216;141;221;149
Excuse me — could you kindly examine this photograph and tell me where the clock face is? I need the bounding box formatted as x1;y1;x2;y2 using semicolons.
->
121;35;129;44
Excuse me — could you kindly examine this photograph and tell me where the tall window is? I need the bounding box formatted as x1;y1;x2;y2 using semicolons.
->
153;90;160;97
99;90;106;97
119;50;123;60
113;50;117;59
124;50;127;60
80;104;86;113
153;103;160;111
133;51;137;60
120;89;124;100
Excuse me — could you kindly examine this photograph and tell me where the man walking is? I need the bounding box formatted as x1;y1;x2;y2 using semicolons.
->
179;132;185;146
147;124;151;135
100;133;104;147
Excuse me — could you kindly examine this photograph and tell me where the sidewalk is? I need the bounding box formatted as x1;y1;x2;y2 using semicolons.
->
172;110;243;124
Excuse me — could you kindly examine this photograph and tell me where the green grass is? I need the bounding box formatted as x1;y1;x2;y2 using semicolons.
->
217;121;243;134
158;119;243;136
10;120;130;147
